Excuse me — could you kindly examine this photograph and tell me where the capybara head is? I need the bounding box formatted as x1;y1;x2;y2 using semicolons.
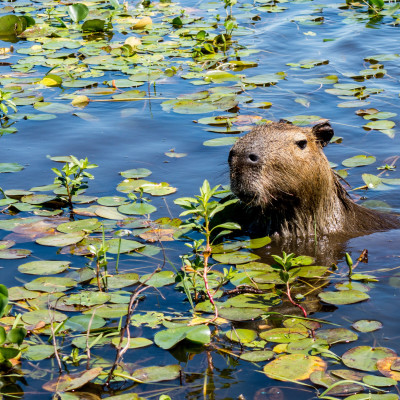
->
228;121;335;211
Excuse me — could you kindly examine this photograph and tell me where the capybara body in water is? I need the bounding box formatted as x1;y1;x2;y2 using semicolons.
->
228;121;400;237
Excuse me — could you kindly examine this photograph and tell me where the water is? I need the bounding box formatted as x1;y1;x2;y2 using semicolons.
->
1;0;400;398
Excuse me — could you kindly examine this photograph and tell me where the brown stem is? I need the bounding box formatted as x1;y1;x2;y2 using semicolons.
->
286;281;307;318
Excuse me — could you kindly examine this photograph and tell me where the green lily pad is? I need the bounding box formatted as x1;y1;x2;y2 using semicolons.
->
97;196;128;206
226;328;257;343
25;277;77;293
106;238;144;254
65;315;106;331
154;325;211;350
260;327;309;343
318;290;370;305
352;320;382;333
21;194;57;204
94;206;126;220
131;365;181;383
63;291;111;307
364;120;395;131
111;337;153;349
218;307;265;321
139;271;175;287
0;163;24;173
104;273;140;289
212;251;260;264
83;304;128;318
342;346;397;371
57;219;100;233
240;350;275;362
22;309;67;325
0;248;31;259
23;344;55;361
120;168;152;179
36;232;85;247
18;260;71;275
263;354;326;381
362;375;396;387
315;328;358;345
118;202;157;215
342;155;376;168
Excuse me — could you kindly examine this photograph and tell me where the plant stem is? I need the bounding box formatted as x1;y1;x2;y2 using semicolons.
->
286;281;307;318
203;212;218;322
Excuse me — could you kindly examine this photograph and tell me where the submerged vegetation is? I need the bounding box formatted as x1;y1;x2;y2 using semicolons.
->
1;0;400;397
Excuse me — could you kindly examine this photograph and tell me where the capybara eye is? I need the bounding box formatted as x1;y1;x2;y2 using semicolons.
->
296;140;307;150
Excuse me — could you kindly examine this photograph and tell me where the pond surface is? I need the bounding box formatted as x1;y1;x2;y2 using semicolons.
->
1;0;400;398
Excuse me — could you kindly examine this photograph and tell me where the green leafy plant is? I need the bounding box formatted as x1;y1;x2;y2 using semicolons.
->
175;180;239;321
0;90;17;118
271;252;308;317
52;155;98;210
0;285;27;366
88;225;109;292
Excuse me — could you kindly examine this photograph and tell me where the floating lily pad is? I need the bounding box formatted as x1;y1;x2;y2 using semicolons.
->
342;155;376;168
0;248;31;259
315;328;358;345
106;239;144;254
118;203;157;215
342;346;397;371
18;260;70;275
104;273;139;289
212;251;260;264
240;350;275;362
226;328;257;343
94;206;126;220
131;365;181;383
43;368;103;392
57;219;100;233
139;271;175;287
154;325;211;349
23;344;55;361
263;354;326;381
260;327;309;343
22;309;67;325
376;357;400;381
120;168;152;179
0;163;24;173
25;277;77;293
36;232;85;247
65;314;106;331
111;337;153;349
318;290;370;305
352;320;382;333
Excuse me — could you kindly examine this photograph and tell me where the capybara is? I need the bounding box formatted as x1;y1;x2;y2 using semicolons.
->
228;121;400;237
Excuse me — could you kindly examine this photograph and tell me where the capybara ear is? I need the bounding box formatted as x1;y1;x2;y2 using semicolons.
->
278;119;293;125
312;121;334;147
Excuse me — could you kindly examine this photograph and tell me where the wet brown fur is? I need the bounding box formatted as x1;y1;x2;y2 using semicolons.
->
228;121;400;237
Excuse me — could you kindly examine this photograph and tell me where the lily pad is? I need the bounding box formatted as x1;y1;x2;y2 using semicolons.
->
0;163;24;173
240;350;275;362
318;290;370;305
25;277;77;293
352;320;382;333
18;260;71;275
131;365;181;383
226;328;257;343
263;354;326;381
36;232;85;247
342;155;376;168
342;346;397;371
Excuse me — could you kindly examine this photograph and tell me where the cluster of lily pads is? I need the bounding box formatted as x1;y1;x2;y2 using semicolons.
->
1;0;400;397
0;154;399;399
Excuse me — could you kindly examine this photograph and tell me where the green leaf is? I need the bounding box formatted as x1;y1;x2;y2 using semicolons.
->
342;155;376;168
68;4;89;23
